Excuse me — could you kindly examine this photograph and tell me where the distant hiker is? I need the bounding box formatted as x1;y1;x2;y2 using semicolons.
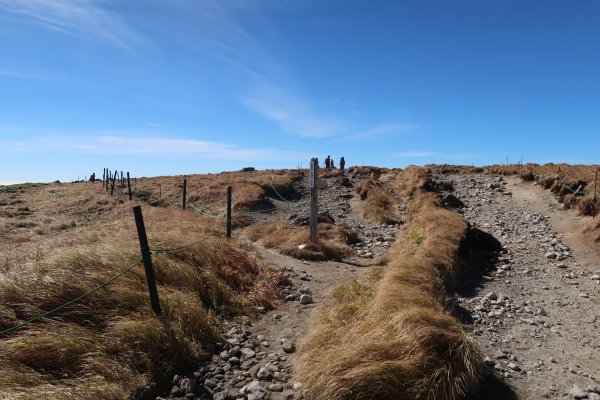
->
339;157;345;171
325;155;331;168
89;173;95;183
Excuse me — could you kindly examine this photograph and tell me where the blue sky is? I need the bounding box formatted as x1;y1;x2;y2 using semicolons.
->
1;0;599;183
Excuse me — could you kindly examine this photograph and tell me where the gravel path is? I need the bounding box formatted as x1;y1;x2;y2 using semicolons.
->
159;172;404;400
441;173;600;400
158;171;600;400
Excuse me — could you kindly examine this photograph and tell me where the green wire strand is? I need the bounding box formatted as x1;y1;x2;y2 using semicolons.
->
187;200;225;220
150;233;215;254
0;257;144;336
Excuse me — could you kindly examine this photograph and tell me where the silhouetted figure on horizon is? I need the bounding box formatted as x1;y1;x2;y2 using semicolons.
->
340;157;345;171
89;173;95;183
325;155;331;168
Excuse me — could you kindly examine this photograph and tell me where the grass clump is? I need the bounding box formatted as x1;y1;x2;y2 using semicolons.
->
355;172;402;224
295;168;484;400
245;221;354;260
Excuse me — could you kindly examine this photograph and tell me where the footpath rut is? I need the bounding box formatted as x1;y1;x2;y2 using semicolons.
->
161;171;600;400
441;174;600;399
160;172;403;400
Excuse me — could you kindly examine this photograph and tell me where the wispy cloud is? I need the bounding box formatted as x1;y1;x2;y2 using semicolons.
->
0;67;60;80
0;0;142;49
242;85;345;138
1;133;295;161
173;2;405;140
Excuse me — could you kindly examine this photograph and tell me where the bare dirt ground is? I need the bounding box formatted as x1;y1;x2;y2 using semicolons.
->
442;174;600;400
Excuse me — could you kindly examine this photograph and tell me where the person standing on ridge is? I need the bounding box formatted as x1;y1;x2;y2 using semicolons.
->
339;157;345;171
325;155;331;168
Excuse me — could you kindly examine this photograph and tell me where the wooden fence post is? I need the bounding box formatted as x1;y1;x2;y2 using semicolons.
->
182;178;187;210
594;170;598;219
227;185;232;239
133;206;162;316
110;170;117;196
127;172;132;201
121;171;124;188
309;158;319;243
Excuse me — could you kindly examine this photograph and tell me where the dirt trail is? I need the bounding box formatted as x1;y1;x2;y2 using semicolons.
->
510;177;600;266
161;172;403;400
441;173;600;400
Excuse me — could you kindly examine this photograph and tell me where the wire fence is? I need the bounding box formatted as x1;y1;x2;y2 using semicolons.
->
0;176;315;336
557;176;600;199
0;212;226;337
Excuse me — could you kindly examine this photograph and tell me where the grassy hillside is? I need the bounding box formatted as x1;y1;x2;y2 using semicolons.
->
0;173;291;399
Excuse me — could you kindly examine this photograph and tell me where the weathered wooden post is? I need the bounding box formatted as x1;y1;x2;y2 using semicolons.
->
309;158;319;243
182;178;187;210
121;171;124;188
133;206;162;316
226;185;232;239
593;170;598;219
110;170;117;196
127;172;132;201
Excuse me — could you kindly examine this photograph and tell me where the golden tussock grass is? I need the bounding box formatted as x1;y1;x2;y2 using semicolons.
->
319;168;345;179
245;221;356;260
130;169;303;214
295;168;484;400
355;171;402;225
0;181;287;399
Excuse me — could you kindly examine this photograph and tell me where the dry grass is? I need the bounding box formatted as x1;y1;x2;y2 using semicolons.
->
295;168;484;400
0;180;288;399
245;221;356;261
127;169;303;214
355;171;403;224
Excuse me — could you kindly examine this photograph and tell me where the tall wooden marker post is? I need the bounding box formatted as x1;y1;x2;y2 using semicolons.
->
309;158;319;243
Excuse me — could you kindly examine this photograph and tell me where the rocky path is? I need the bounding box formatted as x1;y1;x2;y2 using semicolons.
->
159;172;404;400
441;174;600;399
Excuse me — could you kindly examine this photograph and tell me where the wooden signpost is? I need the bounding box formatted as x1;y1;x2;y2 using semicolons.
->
309;158;319;243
